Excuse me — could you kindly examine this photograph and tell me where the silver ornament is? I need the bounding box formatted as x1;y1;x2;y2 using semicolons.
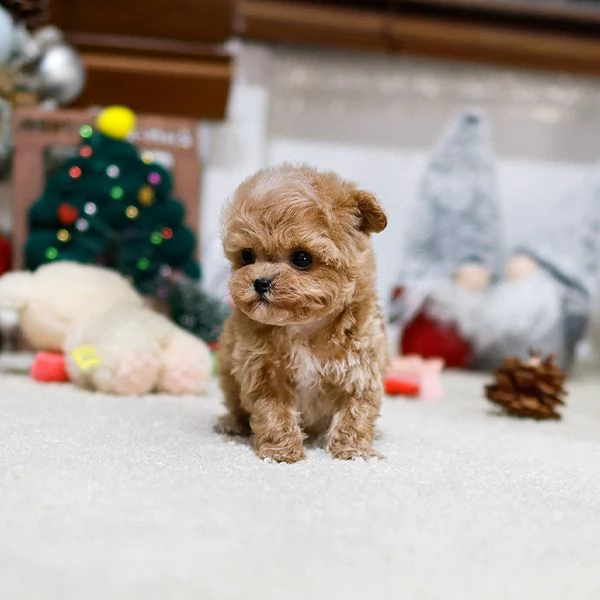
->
10;26;85;107
34;42;85;105
32;26;64;51
0;6;15;66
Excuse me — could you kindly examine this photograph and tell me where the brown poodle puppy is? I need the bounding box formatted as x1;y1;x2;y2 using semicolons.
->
216;164;388;463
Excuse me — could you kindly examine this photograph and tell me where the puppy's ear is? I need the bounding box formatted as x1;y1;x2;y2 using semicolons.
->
353;190;387;234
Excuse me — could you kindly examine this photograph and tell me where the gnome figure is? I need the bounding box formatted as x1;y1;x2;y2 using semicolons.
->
392;107;598;371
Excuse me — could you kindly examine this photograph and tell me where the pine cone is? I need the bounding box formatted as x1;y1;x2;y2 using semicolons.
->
485;352;567;420
1;0;48;27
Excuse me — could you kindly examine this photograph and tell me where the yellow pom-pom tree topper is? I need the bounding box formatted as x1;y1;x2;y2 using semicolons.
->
95;105;136;140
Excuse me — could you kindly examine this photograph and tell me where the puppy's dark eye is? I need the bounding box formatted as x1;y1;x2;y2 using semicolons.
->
240;249;256;266
290;250;312;270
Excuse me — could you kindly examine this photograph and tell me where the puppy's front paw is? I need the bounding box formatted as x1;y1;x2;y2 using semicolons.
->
256;441;305;464
328;440;383;461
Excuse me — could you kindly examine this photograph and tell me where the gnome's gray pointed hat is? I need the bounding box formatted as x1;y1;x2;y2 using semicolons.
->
392;107;501;325
402;107;501;282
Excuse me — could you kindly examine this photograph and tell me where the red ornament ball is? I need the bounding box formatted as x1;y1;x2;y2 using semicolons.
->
161;227;173;240
79;145;93;158
400;311;472;369
58;203;79;226
69;166;82;179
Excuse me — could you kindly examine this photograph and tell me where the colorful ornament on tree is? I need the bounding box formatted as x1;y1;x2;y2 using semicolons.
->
84;202;96;215
56;228;70;242
76;218;89;232
69;165;82;179
138;185;154;206
141;151;154;165
58;203;79;226
137;257;150;271
106;165;120;178
45;247;58;260
148;171;161;186
110;186;124;200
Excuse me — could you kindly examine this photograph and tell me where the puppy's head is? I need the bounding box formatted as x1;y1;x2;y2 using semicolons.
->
222;164;387;326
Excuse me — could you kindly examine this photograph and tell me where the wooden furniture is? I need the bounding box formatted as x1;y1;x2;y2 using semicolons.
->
48;0;235;119
239;0;600;76
11;107;201;269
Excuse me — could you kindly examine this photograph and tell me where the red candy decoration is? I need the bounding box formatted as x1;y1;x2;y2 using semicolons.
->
384;377;420;397
58;203;79;226
31;352;69;383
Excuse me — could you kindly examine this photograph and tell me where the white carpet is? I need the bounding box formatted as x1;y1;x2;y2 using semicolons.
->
2;355;600;600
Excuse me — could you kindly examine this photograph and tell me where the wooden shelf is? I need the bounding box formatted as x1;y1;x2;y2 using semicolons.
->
49;0;235;119
71;51;232;120
51;0;234;45
239;0;600;75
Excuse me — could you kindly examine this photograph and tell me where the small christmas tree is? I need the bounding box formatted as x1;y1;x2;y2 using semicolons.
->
25;106;201;295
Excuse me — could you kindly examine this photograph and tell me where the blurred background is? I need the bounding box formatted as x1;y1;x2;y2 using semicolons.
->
2;0;600;365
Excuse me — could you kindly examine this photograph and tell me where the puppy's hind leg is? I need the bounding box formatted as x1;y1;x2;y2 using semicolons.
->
214;323;250;437
215;368;251;436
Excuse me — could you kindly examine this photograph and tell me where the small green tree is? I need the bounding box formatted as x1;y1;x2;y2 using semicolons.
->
25;106;200;295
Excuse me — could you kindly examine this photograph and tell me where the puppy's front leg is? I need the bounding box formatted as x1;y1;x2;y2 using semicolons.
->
327;390;381;460
247;373;305;463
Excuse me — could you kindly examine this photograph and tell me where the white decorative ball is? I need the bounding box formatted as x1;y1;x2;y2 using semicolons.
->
0;6;15;65
36;42;86;104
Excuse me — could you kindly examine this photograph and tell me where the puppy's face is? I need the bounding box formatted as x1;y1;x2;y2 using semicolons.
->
223;165;387;327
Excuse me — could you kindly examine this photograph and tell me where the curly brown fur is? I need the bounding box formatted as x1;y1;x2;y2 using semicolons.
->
216;164;388;463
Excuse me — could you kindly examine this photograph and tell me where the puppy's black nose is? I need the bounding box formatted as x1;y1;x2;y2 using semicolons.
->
253;278;272;295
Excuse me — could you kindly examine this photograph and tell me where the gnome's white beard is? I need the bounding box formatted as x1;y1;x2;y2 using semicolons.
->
399;273;563;361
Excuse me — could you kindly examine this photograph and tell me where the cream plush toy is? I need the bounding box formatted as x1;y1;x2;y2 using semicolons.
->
0;261;212;395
